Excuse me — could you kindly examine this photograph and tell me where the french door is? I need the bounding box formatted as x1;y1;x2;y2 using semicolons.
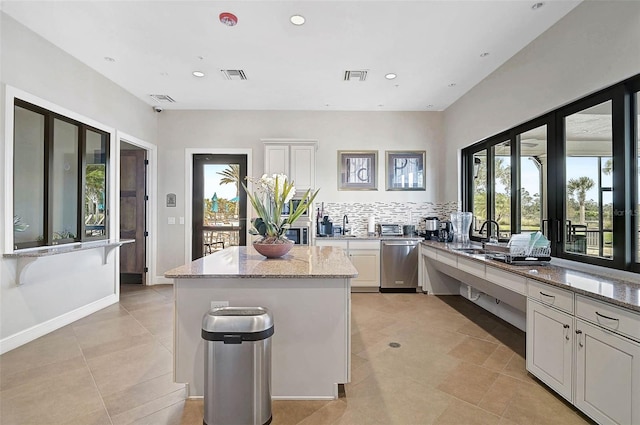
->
192;154;247;260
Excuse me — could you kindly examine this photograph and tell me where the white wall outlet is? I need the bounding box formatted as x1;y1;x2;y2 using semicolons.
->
179;216;185;225
210;301;229;310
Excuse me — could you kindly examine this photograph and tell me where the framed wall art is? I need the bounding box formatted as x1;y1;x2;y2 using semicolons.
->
338;151;378;190
385;151;425;191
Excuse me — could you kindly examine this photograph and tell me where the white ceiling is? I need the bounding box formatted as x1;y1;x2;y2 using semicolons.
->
1;0;581;111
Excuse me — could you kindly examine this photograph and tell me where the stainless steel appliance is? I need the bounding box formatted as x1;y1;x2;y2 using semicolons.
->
378;223;403;236
380;239;420;292
281;197;309;218
422;217;440;240
285;225;309;245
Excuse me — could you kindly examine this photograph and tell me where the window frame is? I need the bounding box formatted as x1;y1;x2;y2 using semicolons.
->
461;73;640;274
13;98;110;249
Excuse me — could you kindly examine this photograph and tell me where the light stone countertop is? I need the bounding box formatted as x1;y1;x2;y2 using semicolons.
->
165;245;358;279
422;240;640;312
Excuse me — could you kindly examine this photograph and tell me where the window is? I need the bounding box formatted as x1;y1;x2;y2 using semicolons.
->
563;101;613;259
462;73;639;273
13;100;110;249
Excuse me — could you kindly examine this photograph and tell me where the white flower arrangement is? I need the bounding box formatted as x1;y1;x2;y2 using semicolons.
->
243;174;319;243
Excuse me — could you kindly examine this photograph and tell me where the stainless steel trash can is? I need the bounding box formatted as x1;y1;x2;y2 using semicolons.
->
202;307;274;425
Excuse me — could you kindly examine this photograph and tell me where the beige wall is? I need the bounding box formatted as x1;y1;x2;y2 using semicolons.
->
156;110;444;273
442;1;640;199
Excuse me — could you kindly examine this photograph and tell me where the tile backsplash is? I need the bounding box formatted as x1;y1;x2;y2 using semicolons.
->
314;201;459;236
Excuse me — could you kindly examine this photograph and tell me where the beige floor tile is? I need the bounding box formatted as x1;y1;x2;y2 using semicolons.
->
73;314;151;350
447;335;499;365
0;355;86;391
482;344;515;372
103;372;186;417
0;288;591;425
437;362;499;405
110;389;186;425
87;341;173;396
434;398;501;425
0;328;81;376
128;400;186;425
178;399;204;425
477;374;523;416
0;366;104;425
272;399;332;425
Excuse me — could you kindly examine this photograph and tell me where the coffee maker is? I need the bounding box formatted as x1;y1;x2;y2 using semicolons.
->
423;217;440;240
439;220;454;242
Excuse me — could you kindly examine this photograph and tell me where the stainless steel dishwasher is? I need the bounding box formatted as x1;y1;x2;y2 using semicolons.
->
380;239;420;292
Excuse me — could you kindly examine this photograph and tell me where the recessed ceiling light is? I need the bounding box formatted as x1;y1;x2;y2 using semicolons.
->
290;15;305;26
219;12;238;26
480;52;490;57
192;71;205;78
426;104;434;108
385;73;397;80
448;83;457;87
104;56;115;62
531;2;544;10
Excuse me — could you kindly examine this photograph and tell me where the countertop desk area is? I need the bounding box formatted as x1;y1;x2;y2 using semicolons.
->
164;245;358;399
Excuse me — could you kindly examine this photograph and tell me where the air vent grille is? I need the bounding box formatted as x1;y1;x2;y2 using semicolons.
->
221;69;248;80
149;94;176;103
344;70;368;82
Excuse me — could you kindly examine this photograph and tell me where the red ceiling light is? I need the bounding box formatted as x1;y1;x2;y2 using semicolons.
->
219;12;238;26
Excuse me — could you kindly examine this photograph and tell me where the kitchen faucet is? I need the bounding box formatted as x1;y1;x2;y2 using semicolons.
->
479;220;500;242
342;215;349;235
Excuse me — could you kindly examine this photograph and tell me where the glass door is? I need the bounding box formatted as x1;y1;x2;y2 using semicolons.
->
192;154;247;260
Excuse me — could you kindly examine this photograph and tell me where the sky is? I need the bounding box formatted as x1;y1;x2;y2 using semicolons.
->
203;164;238;200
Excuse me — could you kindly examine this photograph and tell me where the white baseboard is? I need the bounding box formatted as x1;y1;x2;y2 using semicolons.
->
0;293;119;354
153;276;173;285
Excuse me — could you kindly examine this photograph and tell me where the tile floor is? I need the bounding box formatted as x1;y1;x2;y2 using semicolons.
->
0;284;593;425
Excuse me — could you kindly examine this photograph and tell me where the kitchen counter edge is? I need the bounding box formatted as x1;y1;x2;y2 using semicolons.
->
421;240;640;312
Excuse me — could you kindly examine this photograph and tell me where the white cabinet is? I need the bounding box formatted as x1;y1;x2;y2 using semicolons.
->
574;319;640;425
315;239;380;292
263;140;317;192
526;298;573;402
526;279;640;424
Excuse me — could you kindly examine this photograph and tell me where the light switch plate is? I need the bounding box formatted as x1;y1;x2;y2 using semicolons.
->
168;217;176;225
179;217;185;225
211;301;229;309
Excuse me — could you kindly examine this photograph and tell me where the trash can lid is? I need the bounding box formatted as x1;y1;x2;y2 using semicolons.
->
202;306;273;333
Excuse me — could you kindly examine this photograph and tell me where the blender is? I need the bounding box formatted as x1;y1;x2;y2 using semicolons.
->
450;212;473;246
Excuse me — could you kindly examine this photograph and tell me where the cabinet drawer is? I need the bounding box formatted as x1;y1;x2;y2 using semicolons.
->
347;240;380;251
486;266;526;295
527;279;574;314
576;295;640;342
437;250;458;268
457;256;485;278
421;245;438;260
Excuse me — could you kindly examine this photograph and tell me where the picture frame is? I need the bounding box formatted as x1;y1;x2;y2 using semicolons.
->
338;151;378;190
385;151;426;191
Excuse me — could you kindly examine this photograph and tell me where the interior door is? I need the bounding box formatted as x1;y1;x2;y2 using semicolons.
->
120;149;147;283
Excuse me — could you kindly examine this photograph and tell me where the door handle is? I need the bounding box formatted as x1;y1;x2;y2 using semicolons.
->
575;329;583;347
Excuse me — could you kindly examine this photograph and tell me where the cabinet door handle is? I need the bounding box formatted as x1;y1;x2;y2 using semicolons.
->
563;324;570;340
595;311;619;322
575;329;583;347
539;291;555;300
563;324;570;328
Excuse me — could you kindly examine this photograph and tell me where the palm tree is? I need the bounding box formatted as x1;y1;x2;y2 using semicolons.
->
217;164;240;216
567;176;595;224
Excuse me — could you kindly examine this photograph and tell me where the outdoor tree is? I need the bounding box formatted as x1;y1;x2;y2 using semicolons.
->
567;176;595;225
217;164;240;216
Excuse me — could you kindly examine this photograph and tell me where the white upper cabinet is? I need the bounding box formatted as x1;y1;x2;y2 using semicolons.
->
263;140;317;192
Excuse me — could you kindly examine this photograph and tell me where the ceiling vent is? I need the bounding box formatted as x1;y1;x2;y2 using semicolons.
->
149;94;176;103
344;70;368;82
221;69;248;80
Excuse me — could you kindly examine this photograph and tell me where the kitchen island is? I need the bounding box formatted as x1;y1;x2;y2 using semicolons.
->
164;245;358;399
